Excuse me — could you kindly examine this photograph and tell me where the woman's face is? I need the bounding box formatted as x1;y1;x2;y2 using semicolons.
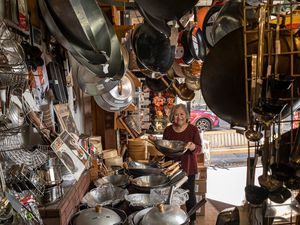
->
173;107;187;126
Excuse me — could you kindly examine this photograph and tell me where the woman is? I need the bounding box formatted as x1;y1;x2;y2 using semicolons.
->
163;104;201;225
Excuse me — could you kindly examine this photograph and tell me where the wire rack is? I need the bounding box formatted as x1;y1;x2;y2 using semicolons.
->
243;0;300;224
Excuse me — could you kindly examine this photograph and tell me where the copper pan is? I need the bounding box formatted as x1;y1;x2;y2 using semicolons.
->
185;77;201;91
161;78;195;101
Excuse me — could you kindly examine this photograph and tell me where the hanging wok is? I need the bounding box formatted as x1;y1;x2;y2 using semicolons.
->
135;0;198;31
201;27;300;127
39;0;124;79
132;22;175;73
70;54;120;96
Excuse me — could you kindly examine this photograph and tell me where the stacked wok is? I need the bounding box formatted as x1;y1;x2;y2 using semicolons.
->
39;0;136;112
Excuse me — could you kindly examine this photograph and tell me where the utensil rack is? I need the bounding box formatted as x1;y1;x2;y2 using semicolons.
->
243;0;300;224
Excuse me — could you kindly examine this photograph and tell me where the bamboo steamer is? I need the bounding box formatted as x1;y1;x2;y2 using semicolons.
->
128;139;148;160
102;149;118;159
105;156;123;167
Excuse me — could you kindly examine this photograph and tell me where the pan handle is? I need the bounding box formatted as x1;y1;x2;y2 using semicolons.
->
187;198;207;218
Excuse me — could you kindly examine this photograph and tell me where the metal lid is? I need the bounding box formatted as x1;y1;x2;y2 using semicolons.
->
74;207;121;225
142;204;187;225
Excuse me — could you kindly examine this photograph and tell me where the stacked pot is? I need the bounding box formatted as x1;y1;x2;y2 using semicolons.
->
38;156;63;205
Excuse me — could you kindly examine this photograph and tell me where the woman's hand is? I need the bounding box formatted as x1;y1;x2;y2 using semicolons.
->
185;142;196;151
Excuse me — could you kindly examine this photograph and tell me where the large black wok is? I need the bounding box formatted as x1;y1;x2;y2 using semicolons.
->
201;27;300;127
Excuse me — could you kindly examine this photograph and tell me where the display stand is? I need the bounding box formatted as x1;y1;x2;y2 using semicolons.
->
38;171;91;225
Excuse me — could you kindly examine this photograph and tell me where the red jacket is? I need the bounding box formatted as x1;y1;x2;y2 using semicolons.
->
163;124;202;175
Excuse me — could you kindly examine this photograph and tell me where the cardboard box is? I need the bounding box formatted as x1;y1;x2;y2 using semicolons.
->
196;194;206;216
196;166;207;180
197;153;205;165
195;180;207;194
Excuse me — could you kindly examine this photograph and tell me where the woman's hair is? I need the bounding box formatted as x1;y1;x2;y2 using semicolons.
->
169;103;190;123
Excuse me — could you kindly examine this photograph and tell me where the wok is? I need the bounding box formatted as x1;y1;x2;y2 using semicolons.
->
148;139;188;157
39;0;124;79
126;161;162;177
201;27;300;127
102;174;129;188
132;22;175;73
135;0;198;22
131;174;170;192
70;54;119;96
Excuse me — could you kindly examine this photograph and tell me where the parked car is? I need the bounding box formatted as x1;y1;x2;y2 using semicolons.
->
190;109;220;131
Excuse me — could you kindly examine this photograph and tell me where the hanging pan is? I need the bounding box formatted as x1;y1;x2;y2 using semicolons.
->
175;30;194;66
133;22;175;73
70;54;120;96
187;25;207;61
201;27;300;127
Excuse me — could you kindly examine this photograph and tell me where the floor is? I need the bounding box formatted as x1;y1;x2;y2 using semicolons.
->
196;200;219;225
195;165;264;225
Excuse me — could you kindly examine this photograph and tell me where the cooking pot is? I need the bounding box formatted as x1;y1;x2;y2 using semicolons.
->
201;27;300;127
244;185;268;205
133;22;175;73
39;184;63;205
37;166;62;187
141;198;206;225
70;206;127;225
101;72;135;108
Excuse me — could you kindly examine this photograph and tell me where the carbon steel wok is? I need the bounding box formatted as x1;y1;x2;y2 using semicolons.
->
132;22;175;73
201;27;300;127
151;140;188;157
135;0;197;36
39;0;124;79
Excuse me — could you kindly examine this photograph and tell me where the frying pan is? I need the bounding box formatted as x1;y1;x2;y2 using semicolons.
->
175;30;194;66
133;22;175;73
201;27;300;127
187;25;207;61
